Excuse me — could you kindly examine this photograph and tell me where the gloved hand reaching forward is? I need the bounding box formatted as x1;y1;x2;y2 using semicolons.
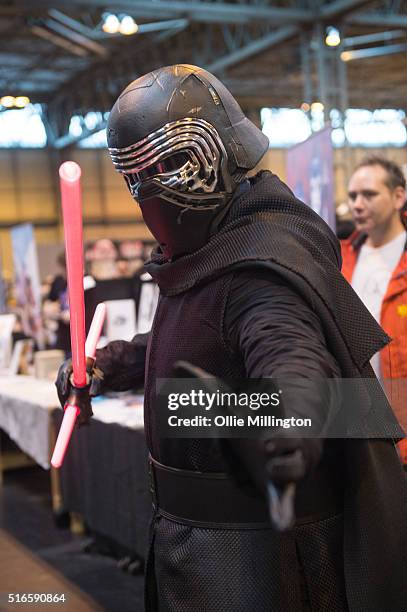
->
265;437;323;487
173;360;324;530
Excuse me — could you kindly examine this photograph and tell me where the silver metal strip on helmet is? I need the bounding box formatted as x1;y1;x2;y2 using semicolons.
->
109;117;221;157
109;126;217;171
108;117;227;197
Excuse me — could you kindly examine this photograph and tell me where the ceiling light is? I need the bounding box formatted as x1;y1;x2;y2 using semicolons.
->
325;26;341;47
119;15;138;35
102;13;120;34
311;102;324;113
15;96;30;108
1;96;15;108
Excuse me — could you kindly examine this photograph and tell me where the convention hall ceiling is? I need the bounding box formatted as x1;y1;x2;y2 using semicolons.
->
2;0;407;145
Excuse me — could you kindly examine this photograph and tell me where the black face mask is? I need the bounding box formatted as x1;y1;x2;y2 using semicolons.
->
139;181;251;260
139;196;225;260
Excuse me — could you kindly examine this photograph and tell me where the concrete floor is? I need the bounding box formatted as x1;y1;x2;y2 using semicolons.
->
0;466;144;612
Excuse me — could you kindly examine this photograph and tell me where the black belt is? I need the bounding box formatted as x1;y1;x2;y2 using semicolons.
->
149;456;270;528
149;456;342;529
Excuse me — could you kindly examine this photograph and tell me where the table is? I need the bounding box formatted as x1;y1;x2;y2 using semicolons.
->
55;394;150;559
0;375;63;512
0;375;58;470
0;375;151;558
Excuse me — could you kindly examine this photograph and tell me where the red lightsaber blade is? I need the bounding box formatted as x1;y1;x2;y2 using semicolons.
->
51;162;105;469
59;161;86;387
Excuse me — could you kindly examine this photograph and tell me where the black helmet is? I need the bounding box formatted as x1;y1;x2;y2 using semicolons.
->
107;64;268;258
108;64;268;206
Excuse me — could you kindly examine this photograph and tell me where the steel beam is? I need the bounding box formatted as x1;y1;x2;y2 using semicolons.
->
30;24;89;57
53;121;107;148
92;18;189;38
348;13;407;28
45;0;314;24
130;18;189;34
300;32;313;107
51;0;375;23
315;22;328;113
43;19;107;56
48;8;100;38
12;0;389;26
207;25;298;72
343;29;406;47
341;42;407;60
320;0;376;19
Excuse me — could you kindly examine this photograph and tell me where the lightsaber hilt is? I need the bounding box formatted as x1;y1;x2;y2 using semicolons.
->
51;305;106;468
64;356;95;422
66;384;92;413
267;482;296;532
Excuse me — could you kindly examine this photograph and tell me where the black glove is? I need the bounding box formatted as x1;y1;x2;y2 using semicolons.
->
172;361;324;530
173;360;322;487
55;357;104;426
265;437;322;487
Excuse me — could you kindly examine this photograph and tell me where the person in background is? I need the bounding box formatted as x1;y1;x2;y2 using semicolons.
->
119;240;145;276
341;156;407;466
43;252;70;356
88;238;119;280
115;256;131;278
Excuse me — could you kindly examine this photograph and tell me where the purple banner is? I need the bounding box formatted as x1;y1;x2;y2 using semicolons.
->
286;126;335;231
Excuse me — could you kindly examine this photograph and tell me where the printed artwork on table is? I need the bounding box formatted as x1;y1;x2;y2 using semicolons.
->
104;298;137;342
11;223;44;348
138;275;159;334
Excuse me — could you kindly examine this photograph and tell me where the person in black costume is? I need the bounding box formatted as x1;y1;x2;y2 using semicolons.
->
57;65;407;612
46;252;71;356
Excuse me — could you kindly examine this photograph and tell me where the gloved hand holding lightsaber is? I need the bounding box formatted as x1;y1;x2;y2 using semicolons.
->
51;303;106;468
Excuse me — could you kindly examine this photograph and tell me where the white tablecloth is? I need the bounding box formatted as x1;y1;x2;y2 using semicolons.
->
91;394;144;429
0;375;58;469
0;375;144;470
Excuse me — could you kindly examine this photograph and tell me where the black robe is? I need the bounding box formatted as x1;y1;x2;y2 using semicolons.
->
97;171;407;611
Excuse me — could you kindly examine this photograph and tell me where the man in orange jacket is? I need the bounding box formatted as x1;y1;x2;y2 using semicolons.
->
341;155;407;465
